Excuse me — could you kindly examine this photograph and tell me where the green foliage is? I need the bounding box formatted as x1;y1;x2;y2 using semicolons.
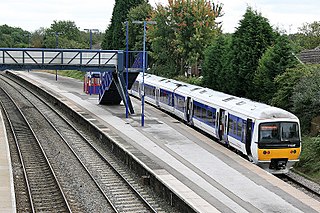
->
294;137;320;183
126;2;152;51
253;35;298;103
148;4;179;77
149;0;223;77
292;65;320;133
295;21;320;50
0;24;30;47
202;34;231;92
43;70;85;80
31;27;46;48
174;75;202;86
229;7;275;98
271;64;310;110
44;20;86;48
102;0;146;50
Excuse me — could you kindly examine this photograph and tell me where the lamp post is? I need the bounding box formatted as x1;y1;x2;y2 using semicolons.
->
54;32;61;81
132;20;156;127
55;32;60;48
84;29;99;49
124;21;129;119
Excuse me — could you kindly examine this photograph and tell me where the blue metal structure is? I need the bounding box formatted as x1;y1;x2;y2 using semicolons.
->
0;47;140;115
133;20;156;126
0;48;119;72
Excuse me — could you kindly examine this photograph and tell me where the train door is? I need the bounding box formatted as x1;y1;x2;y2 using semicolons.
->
245;119;253;157
215;111;220;139
186;97;193;124
217;109;227;141
155;88;160;107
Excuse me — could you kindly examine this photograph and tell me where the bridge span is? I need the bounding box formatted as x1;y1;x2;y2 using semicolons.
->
0;48;141;114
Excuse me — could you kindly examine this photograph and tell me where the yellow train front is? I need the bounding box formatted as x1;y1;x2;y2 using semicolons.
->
251;118;301;174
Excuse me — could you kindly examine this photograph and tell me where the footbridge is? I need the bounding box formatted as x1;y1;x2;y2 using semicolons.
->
0;48;141;114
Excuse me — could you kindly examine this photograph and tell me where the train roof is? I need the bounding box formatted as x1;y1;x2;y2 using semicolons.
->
137;73;298;120
190;88;297;120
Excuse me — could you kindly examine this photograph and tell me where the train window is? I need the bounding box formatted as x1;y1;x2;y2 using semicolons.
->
207;110;213;124
212;110;216;125
280;123;300;142
175;95;185;111
233;119;237;135
200;107;204;119
237;120;242;137
228;117;234;133
259;123;280;142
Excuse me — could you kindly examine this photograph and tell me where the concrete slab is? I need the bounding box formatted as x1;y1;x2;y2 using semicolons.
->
0;109;16;213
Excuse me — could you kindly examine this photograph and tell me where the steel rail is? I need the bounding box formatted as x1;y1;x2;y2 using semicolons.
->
4;73;158;213
0;76;119;212
0;86;72;212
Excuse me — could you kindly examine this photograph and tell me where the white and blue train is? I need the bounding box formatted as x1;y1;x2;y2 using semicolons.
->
130;73;301;174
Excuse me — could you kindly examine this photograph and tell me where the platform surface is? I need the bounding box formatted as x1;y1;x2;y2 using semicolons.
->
11;71;320;213
0;108;16;213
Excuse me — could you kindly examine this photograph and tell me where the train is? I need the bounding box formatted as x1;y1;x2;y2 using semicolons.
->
130;73;301;174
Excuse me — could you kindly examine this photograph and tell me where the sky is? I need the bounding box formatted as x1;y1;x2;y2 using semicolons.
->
0;0;319;34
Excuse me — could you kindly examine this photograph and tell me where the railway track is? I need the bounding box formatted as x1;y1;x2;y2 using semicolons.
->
276;172;320;202
0;73;172;212
0;87;71;212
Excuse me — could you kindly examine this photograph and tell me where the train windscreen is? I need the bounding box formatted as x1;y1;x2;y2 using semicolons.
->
258;122;300;148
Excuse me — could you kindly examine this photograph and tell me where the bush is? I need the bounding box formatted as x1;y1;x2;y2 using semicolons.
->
294;137;320;183
174;75;202;86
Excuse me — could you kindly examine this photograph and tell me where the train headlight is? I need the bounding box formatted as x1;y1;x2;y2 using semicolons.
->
290;150;297;154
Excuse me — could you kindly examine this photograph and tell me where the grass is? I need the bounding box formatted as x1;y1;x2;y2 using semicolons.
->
39;70;85;80
293;136;320;184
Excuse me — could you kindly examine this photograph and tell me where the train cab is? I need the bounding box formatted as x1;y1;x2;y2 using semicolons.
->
254;118;301;173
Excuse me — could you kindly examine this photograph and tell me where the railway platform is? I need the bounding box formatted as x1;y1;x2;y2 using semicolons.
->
0;108;16;212
5;70;320;213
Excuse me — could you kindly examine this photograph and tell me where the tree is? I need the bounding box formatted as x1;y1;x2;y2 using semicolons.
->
148;3;178;77
271;64;310;111
126;2;152;51
202;34;231;91
44;20;86;48
292;65;320;133
253;35;298;103
149;0;223;77
31;27;46;48
229;7;275;98
102;0;146;50
295;21;320;50
0;24;30;47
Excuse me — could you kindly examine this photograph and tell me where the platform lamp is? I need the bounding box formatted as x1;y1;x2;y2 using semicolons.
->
84;29;99;49
54;32;62;81
25;33;31;72
132;20;157;127
124;21;129;119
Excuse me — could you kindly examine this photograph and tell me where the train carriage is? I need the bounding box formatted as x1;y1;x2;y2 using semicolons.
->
131;73;301;174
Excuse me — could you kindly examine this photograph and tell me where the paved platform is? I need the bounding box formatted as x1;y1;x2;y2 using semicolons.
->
0;107;16;212
10;71;320;213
